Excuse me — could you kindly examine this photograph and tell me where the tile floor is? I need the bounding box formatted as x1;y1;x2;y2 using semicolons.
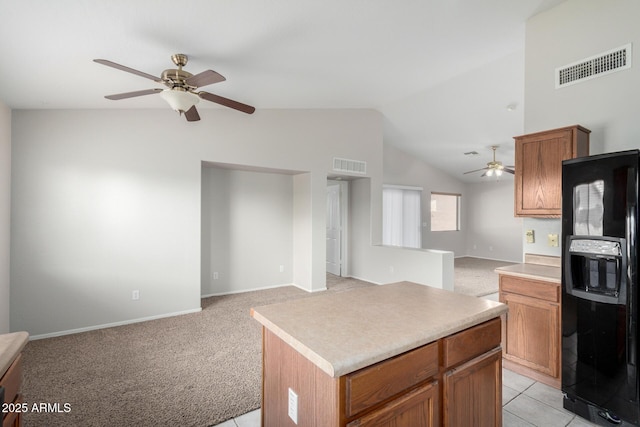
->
212;367;600;427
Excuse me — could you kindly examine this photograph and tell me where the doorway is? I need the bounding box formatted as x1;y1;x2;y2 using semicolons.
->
326;179;349;276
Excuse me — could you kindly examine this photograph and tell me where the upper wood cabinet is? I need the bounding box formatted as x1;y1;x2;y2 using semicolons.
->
514;125;590;217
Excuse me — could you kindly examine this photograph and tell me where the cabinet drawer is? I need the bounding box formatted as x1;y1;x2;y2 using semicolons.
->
345;341;439;417
346;380;439;427
500;275;559;302
443;318;501;369
0;354;22;409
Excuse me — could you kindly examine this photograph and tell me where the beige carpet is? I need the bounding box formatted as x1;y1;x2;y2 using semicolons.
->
453;257;514;297
21;267;503;426
21;276;373;427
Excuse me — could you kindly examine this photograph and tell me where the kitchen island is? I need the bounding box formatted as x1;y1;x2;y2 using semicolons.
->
251;281;508;426
0;331;29;427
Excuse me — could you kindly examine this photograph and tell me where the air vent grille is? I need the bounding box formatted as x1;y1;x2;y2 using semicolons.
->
333;157;367;175
556;43;632;88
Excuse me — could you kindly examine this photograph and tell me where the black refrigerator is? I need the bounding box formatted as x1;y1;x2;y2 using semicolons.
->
562;150;640;425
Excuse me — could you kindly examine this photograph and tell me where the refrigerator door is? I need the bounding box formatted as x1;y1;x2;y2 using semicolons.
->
562;150;640;425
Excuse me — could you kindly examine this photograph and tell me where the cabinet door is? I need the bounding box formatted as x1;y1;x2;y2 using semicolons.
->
501;292;560;378
346;381;439;427
442;348;502;427
515;129;574;217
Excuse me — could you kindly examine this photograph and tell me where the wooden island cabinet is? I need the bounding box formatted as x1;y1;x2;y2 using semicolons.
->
251;282;507;426
0;332;29;427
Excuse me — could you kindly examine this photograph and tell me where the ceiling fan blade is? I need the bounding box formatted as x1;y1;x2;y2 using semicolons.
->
184;105;201;122
463;167;489;175
185;70;226;88
503;168;515;175
104;88;162;100
199;91;255;114
94;59;160;82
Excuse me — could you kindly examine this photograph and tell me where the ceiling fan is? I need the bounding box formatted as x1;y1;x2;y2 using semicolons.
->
463;145;515;177
94;53;255;121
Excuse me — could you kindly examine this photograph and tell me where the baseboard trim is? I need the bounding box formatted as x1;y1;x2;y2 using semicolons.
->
29;307;203;341
201;282;296;298
348;275;384;285
456;255;521;263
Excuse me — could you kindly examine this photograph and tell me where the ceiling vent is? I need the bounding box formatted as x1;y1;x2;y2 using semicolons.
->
556;43;632;89
333;157;367;175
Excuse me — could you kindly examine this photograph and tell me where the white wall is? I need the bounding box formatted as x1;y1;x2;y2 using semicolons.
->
523;0;640;256
11;108;383;337
383;143;468;255
201;166;294;296
383;142;523;261
465;179;523;262
0;101;10;333
293;173;314;290
349;178;454;290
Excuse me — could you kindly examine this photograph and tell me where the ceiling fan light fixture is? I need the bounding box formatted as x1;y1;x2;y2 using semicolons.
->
495;168;503;176
160;88;200;113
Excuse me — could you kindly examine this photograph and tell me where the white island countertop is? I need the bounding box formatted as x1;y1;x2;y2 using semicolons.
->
251;281;507;378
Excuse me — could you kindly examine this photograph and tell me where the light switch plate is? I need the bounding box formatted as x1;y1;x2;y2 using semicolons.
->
548;234;559;247
526;230;535;243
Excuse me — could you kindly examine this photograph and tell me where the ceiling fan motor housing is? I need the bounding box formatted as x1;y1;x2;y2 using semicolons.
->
161;69;195;90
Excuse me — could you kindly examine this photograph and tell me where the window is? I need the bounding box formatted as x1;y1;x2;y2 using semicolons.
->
430;192;460;232
382;185;421;248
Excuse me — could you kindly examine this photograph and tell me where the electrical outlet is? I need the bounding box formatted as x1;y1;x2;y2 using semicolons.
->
288;388;298;424
279;265;284;273
213;272;219;280
132;290;140;301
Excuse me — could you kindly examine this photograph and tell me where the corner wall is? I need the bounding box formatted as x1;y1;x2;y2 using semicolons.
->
0;101;10;333
349;178;454;290
201;166;295;295
523;0;640;257
11;108;383;337
465;179;522;262
383;143;468;254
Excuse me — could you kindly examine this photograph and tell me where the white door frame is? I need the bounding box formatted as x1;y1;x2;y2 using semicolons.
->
326;179;349;276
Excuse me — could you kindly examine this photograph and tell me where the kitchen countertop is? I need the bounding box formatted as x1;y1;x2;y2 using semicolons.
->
0;331;29;377
251;281;507;378
495;263;561;283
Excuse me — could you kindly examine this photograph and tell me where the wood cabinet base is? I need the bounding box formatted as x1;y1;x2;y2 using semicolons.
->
1;355;24;427
499;274;561;389
261;318;502;426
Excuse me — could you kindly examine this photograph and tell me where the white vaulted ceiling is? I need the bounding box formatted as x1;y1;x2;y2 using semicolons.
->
0;0;566;181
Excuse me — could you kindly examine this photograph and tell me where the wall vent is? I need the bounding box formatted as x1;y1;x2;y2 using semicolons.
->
556;43;632;89
333;157;367;175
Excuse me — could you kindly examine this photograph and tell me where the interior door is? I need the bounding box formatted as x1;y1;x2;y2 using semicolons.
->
326;183;341;275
